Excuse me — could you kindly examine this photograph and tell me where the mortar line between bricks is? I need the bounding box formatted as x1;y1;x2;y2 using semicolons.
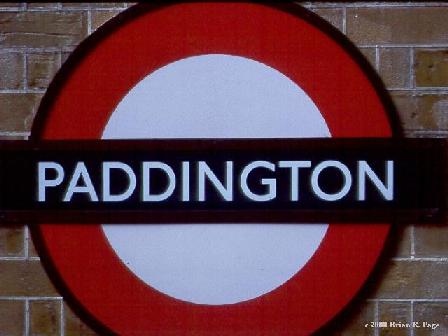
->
406;129;448;132
18;7;129;13
410;47;415;89
301;3;448;8
0;256;39;261
387;88;448;92
410;300;415;336
391;257;448;262
0;131;30;140
367;299;448;302
0;256;27;261
21;50;27;90
58;50;62;69
375;45;380;71
409;131;448;136
23;6;63;11
0;7;25;12
24;225;29;259
87;9;92;35
411;225;416;257
0;296;63;300
374;300;379;336
1;48;75;53
0;89;46;94
358;44;448;48
24;298;29;336
21;227;28;260
0;131;31;136
60;299;65;336
23;52;28;91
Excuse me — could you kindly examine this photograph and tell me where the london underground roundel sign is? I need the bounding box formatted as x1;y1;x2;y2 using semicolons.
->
32;2;394;335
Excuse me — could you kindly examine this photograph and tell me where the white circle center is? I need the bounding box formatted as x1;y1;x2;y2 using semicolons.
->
101;55;330;305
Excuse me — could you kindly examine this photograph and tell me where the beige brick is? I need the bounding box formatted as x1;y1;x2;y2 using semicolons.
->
415;50;448;88
359;47;377;70
311;8;344;32
370;260;448;299
414;224;448;257
379;48;411;89
325;301;375;336
379;302;411;336
0;12;87;48
91;10;121;31
27;53;60;90
30;300;61;336
0;300;24;335
414;302;448;336
0;225;24;257
0;93;41;132
64;302;99;336
0;52;24;89
347;8;448;45
390;92;448;131
0;260;58;296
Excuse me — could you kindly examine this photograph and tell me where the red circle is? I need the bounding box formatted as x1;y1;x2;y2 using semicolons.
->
33;3;391;335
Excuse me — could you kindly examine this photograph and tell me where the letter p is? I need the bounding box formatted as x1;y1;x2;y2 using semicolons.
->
38;162;64;202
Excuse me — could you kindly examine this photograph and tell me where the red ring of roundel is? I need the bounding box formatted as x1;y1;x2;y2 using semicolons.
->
34;2;392;335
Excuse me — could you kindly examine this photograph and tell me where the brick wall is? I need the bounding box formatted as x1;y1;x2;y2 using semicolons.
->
0;2;447;335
